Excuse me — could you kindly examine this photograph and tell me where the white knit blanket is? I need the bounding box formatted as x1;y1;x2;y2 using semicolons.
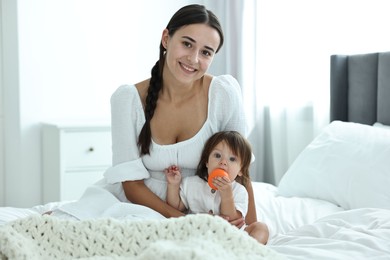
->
0;214;284;260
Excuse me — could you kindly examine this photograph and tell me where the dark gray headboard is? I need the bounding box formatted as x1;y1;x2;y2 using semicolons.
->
330;51;390;125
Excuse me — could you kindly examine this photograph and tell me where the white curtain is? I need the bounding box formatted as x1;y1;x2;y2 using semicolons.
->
206;0;390;185
207;0;324;184
246;0;330;184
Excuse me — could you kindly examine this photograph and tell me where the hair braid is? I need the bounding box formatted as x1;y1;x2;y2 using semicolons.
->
138;60;162;155
145;62;161;122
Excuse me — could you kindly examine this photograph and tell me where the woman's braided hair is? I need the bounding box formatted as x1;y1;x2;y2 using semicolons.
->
138;4;224;155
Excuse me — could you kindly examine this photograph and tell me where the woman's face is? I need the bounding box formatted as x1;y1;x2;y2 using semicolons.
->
162;23;221;84
206;141;242;181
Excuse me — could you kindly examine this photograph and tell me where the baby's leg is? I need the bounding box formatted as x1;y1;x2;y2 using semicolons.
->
244;221;269;245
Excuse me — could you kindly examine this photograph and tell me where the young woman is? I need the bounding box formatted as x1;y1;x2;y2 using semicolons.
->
165;131;269;244
53;4;259;229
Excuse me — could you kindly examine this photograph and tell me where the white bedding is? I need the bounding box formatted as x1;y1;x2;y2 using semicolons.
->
1;182;389;259
256;182;390;259
0;201;69;225
1;121;390;259
269;208;390;260
253;182;343;240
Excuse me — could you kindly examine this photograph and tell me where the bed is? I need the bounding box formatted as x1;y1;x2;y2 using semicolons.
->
1;51;390;259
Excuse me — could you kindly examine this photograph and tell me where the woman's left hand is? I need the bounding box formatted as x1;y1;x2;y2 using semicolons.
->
217;214;245;229
228;216;245;229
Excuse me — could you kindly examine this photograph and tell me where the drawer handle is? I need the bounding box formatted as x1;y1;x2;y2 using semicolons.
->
88;147;94;152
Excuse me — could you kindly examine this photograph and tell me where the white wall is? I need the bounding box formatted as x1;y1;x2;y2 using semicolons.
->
2;0;205;207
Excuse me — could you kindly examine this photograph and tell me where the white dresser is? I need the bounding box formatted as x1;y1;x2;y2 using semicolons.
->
42;122;111;203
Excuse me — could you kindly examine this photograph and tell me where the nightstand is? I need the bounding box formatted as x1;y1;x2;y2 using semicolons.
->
42;122;111;203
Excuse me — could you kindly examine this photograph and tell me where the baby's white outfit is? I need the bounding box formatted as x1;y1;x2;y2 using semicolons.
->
180;176;248;218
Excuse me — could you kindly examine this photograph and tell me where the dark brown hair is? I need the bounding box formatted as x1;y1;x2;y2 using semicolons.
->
137;4;224;155
196;131;252;187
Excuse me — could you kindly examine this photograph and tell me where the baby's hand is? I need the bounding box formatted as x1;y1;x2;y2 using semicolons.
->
213;176;232;193
164;165;182;185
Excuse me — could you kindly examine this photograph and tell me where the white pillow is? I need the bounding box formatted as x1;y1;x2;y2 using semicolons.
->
277;121;390;210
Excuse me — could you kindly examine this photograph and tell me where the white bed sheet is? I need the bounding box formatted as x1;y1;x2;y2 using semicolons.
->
0;201;68;225
252;182;343;240
252;182;390;259
269;208;390;259
0;182;342;229
1;182;390;259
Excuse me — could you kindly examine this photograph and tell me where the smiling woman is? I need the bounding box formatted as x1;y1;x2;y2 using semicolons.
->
47;4;264;235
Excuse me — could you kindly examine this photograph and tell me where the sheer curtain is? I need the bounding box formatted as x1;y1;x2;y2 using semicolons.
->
207;0;323;184
207;0;390;185
240;0;328;184
248;0;330;184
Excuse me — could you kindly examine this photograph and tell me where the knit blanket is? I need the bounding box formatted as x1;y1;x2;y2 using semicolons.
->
0;214;284;260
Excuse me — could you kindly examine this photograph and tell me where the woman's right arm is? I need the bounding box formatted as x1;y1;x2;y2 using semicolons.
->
122;180;184;218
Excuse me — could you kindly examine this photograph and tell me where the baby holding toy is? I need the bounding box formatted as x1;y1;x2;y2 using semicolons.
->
165;131;269;244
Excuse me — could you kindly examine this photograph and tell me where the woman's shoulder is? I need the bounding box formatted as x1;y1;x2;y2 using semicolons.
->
111;84;137;101
206;74;246;131
212;74;238;83
110;84;145;115
111;79;149;105
210;74;241;95
209;74;242;104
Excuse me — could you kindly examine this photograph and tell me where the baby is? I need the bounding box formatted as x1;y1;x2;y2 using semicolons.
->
165;131;269;244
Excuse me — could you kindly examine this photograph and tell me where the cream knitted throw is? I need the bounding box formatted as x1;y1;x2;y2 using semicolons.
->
0;214;284;260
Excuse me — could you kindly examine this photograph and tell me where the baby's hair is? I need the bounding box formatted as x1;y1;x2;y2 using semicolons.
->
137;4;224;155
196;131;252;187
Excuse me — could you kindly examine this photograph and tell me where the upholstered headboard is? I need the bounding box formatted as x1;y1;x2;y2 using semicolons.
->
330;51;390;125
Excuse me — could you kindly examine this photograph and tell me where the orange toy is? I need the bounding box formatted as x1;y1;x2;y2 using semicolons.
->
208;168;229;190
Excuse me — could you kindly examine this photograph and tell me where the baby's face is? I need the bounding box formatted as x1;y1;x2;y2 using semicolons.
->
206;141;242;181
